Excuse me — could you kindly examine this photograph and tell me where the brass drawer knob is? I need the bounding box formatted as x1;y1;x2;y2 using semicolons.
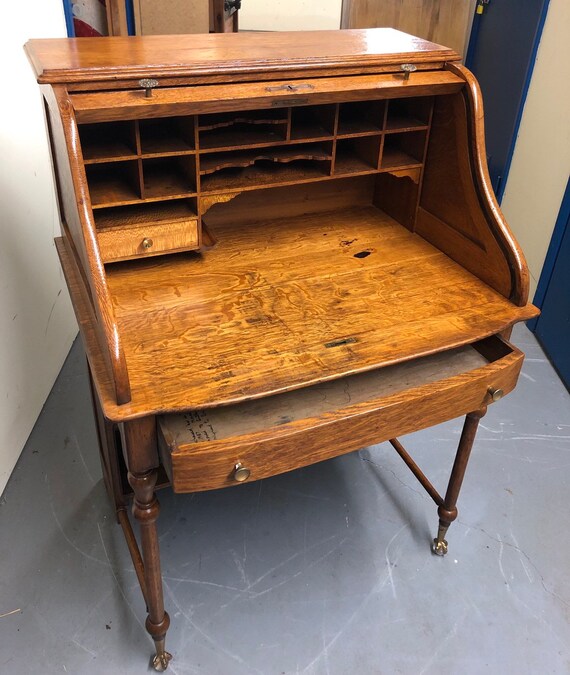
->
488;387;504;402
233;462;251;482
139;78;159;98
142;237;154;250
401;63;417;81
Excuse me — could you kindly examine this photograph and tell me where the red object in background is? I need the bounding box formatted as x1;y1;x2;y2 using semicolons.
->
73;18;103;37
72;0;107;37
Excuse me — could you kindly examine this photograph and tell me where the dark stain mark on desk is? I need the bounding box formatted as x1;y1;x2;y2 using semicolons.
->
325;337;357;348
246;316;270;325
341;239;357;247
354;249;373;259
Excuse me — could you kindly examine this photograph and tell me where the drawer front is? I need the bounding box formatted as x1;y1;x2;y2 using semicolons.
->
159;337;523;493
98;219;199;262
72;71;464;123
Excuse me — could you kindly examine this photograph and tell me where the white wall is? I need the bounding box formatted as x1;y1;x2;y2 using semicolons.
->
240;0;342;31
500;0;570;300
0;1;78;495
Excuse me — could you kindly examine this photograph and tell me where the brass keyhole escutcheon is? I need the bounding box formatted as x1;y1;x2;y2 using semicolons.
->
488;387;504;402
142;237;153;250
233;462;251;482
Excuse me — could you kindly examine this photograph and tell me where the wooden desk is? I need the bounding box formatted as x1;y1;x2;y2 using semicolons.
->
26;29;538;670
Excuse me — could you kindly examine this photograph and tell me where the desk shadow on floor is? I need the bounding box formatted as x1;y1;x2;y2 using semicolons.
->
358;445;433;549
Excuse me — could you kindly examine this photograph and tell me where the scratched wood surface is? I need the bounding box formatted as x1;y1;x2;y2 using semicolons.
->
159;336;524;493
92;204;537;420
165;346;488;443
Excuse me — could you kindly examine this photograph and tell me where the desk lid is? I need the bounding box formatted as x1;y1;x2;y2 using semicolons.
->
25;28;460;85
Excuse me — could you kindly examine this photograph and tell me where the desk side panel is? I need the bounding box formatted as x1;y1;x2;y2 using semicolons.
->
416;65;530;306
43;85;131;404
55;237;120;413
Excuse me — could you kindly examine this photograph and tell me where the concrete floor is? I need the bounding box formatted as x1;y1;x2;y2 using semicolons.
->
1;324;569;674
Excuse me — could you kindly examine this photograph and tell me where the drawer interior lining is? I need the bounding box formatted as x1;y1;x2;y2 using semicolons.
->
160;343;493;446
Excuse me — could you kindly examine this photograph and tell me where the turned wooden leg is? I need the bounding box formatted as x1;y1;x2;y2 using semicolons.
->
432;406;487;556
128;469;172;671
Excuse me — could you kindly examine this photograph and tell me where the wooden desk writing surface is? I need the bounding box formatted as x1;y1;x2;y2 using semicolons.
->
103;205;534;419
28;29;538;670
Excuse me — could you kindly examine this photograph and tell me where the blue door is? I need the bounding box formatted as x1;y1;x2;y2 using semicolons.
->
532;179;570;390
466;0;550;200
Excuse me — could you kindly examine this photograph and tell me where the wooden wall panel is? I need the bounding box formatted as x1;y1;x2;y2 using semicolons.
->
133;0;209;35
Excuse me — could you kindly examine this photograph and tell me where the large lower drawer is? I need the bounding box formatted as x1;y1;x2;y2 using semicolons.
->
158;335;523;493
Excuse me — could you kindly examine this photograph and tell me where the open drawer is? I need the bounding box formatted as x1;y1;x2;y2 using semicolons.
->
158;335;523;493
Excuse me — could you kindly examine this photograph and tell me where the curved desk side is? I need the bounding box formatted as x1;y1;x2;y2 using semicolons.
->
43;85;131;404
451;62;530;306
416;64;530;306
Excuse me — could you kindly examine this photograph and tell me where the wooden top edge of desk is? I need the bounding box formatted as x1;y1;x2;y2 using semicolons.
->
25;29;460;85
58;206;537;422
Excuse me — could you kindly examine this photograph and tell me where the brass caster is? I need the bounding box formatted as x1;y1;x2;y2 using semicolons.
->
432;538;448;556
152;651;172;672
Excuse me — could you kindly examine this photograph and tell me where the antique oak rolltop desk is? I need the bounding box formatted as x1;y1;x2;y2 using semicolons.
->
26;29;538;669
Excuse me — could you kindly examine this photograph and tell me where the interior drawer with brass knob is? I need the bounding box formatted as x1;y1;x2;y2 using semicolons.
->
96;207;199;263
158;335;523;493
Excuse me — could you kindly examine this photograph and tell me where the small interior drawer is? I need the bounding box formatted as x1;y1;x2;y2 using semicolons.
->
97;218;199;263
158;335;523;493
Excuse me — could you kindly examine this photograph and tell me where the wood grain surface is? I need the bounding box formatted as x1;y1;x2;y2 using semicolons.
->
417;64;530;305
70;72;464;124
25;29;460;85
159;337;523;492
40;31;536;423
449;63;531;306
342;0;476;58
43;85;131;404
63;204;538;420
97;218;199;263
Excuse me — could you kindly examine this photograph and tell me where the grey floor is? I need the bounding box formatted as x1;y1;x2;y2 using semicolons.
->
1;324;569;674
